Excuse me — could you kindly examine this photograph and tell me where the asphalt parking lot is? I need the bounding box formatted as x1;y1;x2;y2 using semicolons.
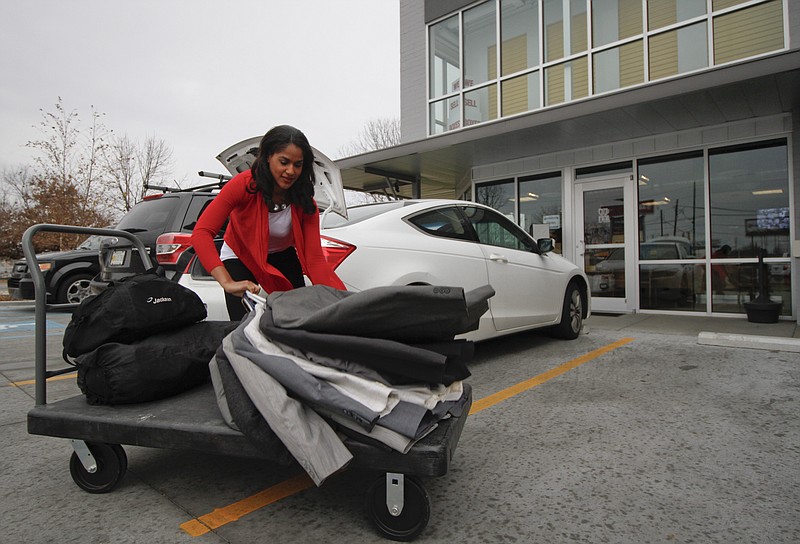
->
1;301;798;544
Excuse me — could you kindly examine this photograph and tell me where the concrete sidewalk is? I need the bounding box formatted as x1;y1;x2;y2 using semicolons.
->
586;311;800;352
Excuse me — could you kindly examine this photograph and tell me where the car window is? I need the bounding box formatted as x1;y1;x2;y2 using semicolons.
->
116;196;180;233
407;206;473;241
77;235;104;251
460;205;535;252
183;195;215;231
642;244;679;260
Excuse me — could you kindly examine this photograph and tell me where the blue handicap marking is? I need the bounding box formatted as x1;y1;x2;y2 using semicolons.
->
0;320;66;338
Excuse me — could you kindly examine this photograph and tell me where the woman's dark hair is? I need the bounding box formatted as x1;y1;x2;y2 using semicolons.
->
249;125;316;214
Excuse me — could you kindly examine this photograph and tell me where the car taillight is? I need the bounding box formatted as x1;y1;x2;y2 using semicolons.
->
320;235;355;270
156;232;193;265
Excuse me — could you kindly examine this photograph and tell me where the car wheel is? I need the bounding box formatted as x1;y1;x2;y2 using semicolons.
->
57;273;95;304
551;282;584;340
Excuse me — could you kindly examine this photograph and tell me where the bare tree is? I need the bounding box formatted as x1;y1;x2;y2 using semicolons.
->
337;117;401;158
103;134;174;213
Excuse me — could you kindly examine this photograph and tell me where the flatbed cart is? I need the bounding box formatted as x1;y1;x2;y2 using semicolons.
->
23;224;472;542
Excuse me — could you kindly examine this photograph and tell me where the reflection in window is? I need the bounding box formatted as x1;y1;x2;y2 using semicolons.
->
640;263;706;311
501;0;540;76
648;0;706;30
429;15;460;100
711;262;792;316
637;153;705;256
476;180;515;218
709;141;789;259
519;173;562;252
592;0;642;47
545;56;589;105
464;2;496;89
429;97;458;135
544;0;588;62
465;85;498;126
593;39;643;93
713;0;784;65
409;207;472;241
649;22;708;81
502;72;541;116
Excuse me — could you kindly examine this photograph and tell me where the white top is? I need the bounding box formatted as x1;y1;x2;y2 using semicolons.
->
220;207;293;261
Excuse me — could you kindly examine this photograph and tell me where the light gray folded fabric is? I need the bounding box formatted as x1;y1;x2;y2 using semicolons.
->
222;334;352;486
208;357;238;431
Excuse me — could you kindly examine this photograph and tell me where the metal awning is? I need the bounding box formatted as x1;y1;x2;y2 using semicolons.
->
336;49;800;199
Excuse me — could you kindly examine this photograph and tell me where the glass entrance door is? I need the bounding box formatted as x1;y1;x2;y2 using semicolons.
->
575;177;634;313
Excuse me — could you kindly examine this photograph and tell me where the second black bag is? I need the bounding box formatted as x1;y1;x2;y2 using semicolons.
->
63;271;208;359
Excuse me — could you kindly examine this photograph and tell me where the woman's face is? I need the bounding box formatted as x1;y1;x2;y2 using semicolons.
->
268;143;305;194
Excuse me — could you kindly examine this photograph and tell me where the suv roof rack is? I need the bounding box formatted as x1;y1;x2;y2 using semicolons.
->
145;171;233;194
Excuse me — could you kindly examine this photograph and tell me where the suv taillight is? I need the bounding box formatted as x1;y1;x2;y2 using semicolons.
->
320;235;355;270
156;232;193;265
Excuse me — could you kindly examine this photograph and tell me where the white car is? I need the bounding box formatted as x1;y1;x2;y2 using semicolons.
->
178;139;590;341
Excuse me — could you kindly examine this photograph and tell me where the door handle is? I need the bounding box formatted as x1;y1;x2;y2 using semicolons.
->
489;253;508;263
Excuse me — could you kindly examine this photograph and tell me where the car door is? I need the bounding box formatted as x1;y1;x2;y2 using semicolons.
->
459;205;565;331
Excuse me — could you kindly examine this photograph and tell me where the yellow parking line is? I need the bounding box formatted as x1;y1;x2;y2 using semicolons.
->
9;372;77;387
180;337;634;536
180;473;314;536
469;337;635;415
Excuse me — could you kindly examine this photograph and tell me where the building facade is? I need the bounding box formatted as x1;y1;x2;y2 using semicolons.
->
337;0;799;320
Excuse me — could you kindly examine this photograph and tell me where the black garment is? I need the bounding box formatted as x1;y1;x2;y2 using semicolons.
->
259;284;496;385
223;247;304;320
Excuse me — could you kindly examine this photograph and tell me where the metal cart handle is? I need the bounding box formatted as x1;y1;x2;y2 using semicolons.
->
21;224;153;406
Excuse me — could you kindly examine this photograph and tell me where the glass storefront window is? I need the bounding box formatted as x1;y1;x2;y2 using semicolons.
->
592;0;642;47
593;39;644;93
713;0;784;65
544;0;588;62
709;140;791;315
519;173;563;252
638;153;705;255
464;1;497;89
648;21;708;81
709;141;789;259
637;153;706;311
476;180;515;218
648;0;706;30
501;0;540;76
429;15;460;100
502;71;541;116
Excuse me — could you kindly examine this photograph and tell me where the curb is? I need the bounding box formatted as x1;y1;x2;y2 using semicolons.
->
697;331;800;353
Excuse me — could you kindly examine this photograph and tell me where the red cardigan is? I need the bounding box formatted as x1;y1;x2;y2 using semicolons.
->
191;170;345;293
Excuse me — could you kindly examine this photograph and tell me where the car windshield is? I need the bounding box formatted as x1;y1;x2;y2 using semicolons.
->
322;200;406;228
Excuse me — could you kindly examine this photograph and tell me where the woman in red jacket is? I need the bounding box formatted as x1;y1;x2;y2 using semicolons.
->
191;125;345;320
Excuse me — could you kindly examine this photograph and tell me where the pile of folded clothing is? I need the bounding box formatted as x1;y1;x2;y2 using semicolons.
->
210;284;494;486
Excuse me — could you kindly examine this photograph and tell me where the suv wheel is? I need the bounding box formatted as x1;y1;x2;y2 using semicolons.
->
58;273;94;304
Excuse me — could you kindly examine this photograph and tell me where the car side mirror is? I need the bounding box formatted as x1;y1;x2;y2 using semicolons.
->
537;238;554;254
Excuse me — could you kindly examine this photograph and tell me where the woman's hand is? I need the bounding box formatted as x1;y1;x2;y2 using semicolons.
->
209;265;260;298
222;279;261;298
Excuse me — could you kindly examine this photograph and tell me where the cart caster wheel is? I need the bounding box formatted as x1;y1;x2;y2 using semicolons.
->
366;474;430;542
69;442;127;494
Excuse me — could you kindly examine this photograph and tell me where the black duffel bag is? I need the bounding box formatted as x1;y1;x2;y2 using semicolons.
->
63;271;208;360
76;321;238;405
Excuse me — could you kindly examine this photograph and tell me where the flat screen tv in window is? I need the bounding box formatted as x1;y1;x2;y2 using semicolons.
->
745;207;790;235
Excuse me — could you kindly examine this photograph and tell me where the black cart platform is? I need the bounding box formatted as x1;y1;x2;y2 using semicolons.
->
23;224;472;542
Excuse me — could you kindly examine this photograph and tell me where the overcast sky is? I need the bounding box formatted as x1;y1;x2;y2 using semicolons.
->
0;0;400;186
